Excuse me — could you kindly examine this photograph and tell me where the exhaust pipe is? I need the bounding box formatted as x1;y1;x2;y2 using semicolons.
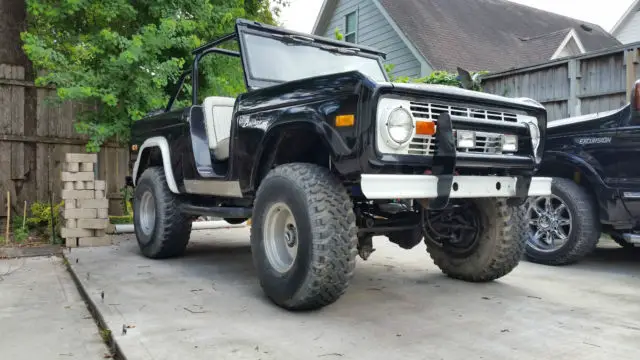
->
112;220;248;234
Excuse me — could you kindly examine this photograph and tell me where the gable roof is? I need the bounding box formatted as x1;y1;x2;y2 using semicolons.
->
376;0;621;72
313;0;621;73
611;0;640;35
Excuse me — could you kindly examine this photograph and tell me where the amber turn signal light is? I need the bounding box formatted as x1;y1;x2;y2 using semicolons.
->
335;114;355;127
131;144;138;151
415;121;436;136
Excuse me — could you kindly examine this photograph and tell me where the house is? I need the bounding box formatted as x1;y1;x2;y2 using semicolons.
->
611;0;640;44
312;0;621;77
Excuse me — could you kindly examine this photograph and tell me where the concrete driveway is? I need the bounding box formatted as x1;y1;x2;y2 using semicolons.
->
67;228;640;360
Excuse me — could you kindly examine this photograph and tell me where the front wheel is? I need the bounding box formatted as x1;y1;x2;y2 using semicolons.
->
424;198;526;282
523;178;600;265
250;163;358;310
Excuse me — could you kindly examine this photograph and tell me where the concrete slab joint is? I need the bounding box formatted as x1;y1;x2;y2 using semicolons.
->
60;153;111;248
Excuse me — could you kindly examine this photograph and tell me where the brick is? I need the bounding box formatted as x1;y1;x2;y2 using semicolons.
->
95;190;105;199
79;199;109;209
64;162;79;172
78;236;112;247
61;227;94;238
61;171;94;182
94;180;106;191
64;199;77;209
63;182;74;190
94;229;106;237
84;181;95;190
65;219;77;228
77;218;109;229
64;208;97;219
65;153;97;163
61;190;94;200
65;237;78;248
74;181;85;190
80;162;94;172
97;208;108;218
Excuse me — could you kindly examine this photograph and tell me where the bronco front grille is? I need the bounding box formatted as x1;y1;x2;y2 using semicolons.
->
408;131;504;156
409;101;519;123
406;101;518;156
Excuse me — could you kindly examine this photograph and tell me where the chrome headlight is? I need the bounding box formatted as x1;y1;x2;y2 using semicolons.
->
517;114;542;162
386;107;414;145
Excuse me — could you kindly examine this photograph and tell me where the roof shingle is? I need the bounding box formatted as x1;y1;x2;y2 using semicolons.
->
377;0;621;72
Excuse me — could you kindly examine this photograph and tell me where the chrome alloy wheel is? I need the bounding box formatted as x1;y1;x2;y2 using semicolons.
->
139;190;156;236
263;202;299;273
526;195;572;252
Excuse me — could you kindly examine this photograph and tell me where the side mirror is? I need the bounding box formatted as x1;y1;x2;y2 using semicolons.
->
457;67;474;90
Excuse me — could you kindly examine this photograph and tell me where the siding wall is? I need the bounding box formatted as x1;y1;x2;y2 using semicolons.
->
615;9;640;44
320;0;423;78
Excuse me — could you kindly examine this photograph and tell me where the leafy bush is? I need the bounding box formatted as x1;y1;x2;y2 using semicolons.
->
12;227;30;244
25;201;64;241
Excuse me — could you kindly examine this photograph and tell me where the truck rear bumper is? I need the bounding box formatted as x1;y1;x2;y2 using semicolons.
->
360;174;552;200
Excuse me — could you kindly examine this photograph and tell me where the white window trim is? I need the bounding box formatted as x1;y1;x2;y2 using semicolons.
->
550;28;586;60
344;10;358;43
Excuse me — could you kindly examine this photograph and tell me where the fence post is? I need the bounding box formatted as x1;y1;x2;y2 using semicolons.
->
567;59;581;117
626;48;639;100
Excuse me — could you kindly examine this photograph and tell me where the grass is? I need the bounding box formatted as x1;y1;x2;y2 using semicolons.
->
109;215;133;225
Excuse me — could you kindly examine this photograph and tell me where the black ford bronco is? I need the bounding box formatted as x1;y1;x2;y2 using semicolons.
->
127;19;551;310
523;79;640;265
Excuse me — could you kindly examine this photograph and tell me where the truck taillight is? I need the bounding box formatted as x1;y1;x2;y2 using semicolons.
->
634;80;640;111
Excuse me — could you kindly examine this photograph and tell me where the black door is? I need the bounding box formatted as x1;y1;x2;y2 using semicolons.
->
613;106;640;227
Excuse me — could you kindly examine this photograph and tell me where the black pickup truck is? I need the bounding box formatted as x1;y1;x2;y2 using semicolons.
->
127;19;551;310
523;79;640;265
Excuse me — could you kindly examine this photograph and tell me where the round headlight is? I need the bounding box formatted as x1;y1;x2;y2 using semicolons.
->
526;121;542;163
386;107;414;144
528;122;541;150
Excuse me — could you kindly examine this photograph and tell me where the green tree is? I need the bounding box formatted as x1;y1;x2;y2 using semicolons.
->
21;0;287;151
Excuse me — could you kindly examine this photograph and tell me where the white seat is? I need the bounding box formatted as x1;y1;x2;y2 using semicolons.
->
202;96;235;161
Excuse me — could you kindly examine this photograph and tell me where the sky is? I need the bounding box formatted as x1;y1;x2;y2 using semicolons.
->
279;0;636;34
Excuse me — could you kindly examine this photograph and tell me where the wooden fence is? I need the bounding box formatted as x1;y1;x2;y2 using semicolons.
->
0;63;129;220
482;42;640;121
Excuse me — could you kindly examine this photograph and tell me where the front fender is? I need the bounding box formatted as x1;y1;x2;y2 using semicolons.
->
541;150;606;187
248;114;356;189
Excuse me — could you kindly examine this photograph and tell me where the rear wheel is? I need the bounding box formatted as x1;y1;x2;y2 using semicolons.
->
133;167;192;259
523;178;600;265
250;163;357;310
424;198;525;282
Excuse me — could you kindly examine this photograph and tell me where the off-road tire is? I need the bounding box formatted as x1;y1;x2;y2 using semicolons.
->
133;167;192;259
250;163;358;310
524;178;600;265
425;198;526;282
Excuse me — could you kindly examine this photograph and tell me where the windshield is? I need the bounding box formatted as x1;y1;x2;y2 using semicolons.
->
242;33;387;85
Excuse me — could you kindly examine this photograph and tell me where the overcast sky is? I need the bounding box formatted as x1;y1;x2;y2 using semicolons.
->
279;0;635;34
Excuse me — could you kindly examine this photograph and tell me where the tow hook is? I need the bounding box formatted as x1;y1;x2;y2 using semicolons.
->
357;234;376;260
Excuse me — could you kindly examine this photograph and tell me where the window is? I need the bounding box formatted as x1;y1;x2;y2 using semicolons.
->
345;11;357;43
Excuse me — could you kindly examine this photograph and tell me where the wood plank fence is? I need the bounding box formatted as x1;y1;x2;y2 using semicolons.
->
0;63;129;221
482;42;640;121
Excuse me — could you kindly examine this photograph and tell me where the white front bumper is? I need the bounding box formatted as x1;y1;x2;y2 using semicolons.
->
360;174;552;199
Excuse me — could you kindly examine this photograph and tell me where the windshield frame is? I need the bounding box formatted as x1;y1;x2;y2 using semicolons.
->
235;19;389;90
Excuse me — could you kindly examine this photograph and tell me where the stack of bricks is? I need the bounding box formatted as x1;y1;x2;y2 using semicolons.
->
60;153;111;248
